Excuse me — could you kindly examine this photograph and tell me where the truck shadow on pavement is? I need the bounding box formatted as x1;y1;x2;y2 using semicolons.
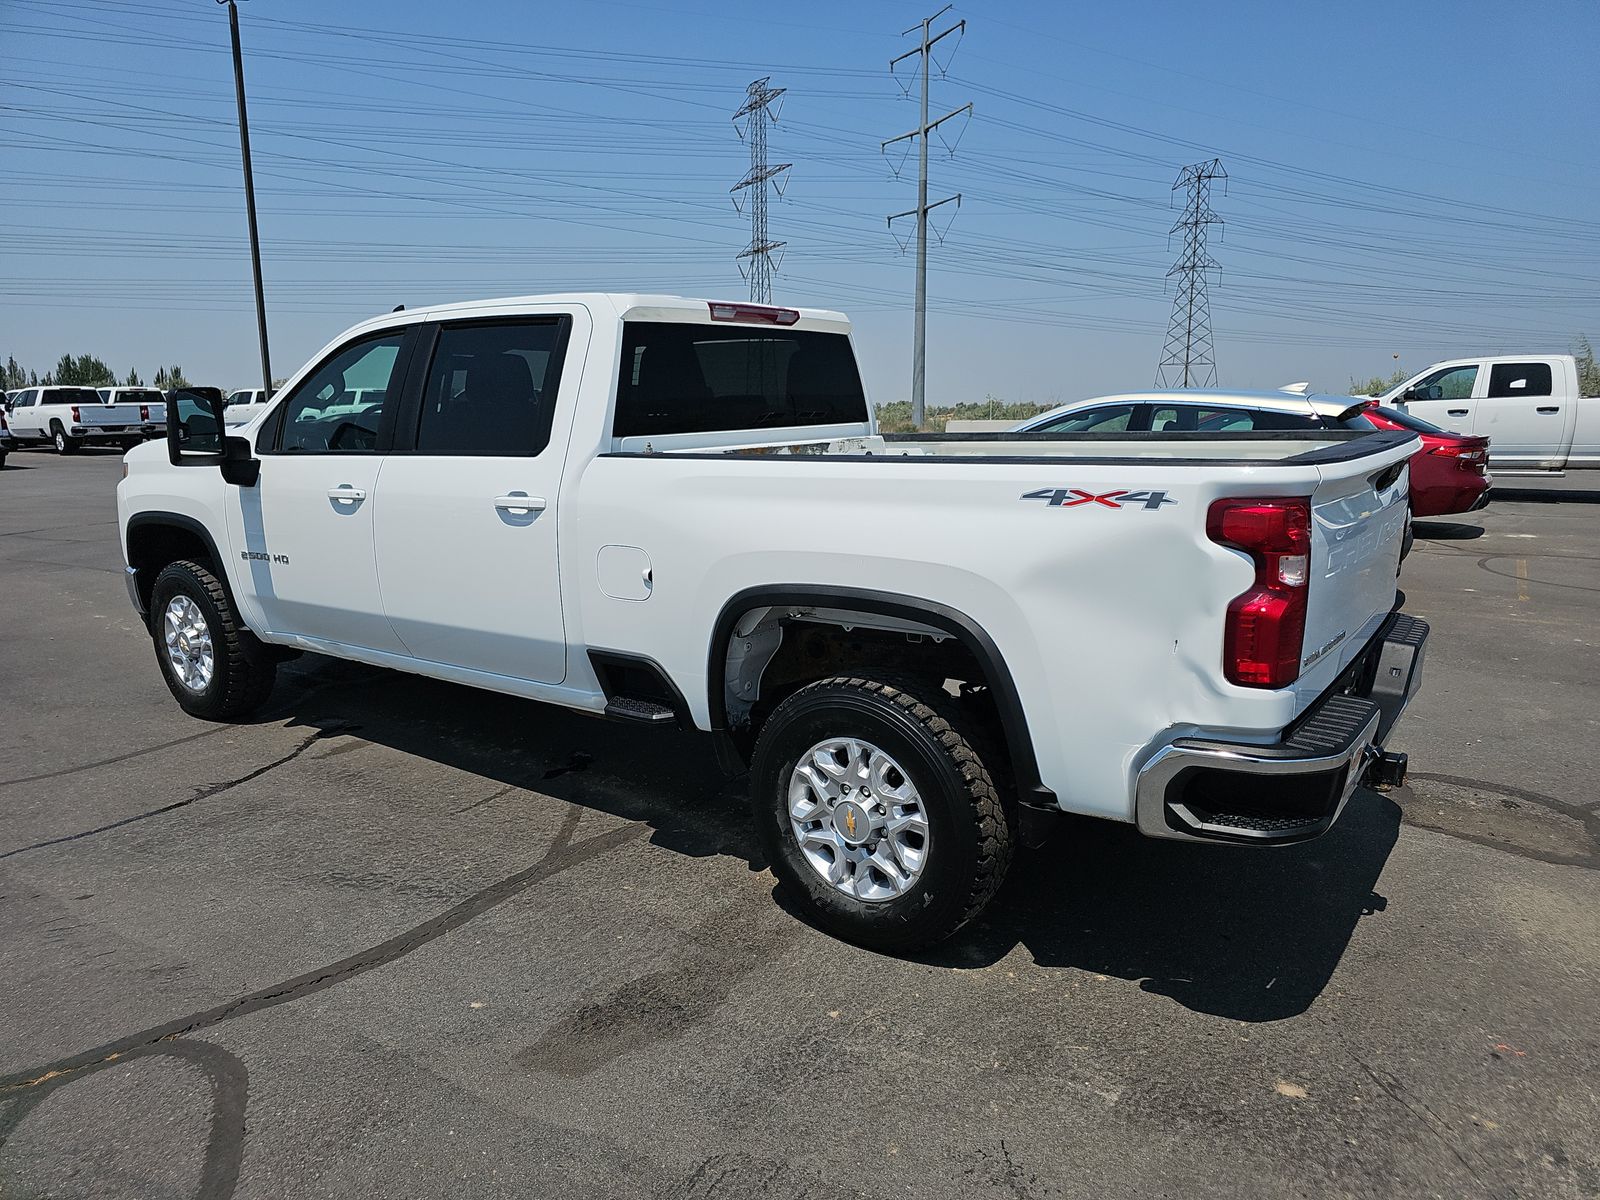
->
280;661;1400;1027
930;798;1400;1022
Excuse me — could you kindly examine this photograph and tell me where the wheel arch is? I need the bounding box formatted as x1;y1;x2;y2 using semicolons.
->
125;512;230;620
706;585;1056;809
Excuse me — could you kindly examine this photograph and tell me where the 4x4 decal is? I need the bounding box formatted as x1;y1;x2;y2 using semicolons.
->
1021;487;1177;511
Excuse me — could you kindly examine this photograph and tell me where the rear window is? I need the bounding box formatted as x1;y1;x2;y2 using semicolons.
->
1374;405;1448;436
46;388;102;405
614;322;867;438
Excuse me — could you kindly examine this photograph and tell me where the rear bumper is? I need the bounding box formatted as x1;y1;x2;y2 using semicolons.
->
1135;611;1428;845
70;426;159;442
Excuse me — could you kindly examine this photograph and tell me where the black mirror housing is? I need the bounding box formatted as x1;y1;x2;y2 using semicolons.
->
166;394;258;486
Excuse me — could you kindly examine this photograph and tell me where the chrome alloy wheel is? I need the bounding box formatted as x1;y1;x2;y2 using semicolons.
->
163;595;215;693
788;738;930;902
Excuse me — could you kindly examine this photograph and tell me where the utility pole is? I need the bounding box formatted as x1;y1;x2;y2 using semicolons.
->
219;0;271;393
884;5;970;429
1155;158;1226;389
731;78;791;305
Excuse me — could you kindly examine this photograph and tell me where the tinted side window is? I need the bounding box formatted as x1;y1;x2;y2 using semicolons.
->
276;332;407;453
415;319;568;456
1487;362;1552;399
1413;365;1477;401
1036;404;1136;433
614;322;867;438
1149;406;1194;431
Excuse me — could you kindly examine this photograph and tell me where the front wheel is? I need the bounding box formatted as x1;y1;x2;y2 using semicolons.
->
149;559;276;720
751;675;1016;952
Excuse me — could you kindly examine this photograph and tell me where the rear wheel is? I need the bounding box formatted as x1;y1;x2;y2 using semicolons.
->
149;559;276;720
51;423;77;454
751;675;1016;952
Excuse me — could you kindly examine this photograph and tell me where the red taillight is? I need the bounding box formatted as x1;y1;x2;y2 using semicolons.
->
140;405;150;421
707;301;800;326
1430;442;1488;473
70;405;81;423
1207;497;1311;689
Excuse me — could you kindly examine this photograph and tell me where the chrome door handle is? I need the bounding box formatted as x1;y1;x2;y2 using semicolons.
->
493;494;546;514
1536;406;1559;414
327;485;366;504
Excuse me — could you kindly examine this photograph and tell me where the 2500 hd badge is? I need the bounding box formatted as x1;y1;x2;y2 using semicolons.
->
241;550;290;565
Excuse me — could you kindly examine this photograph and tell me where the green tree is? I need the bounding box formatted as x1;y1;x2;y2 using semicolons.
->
50;353;117;387
124;367;144;387
1574;336;1600;398
1348;367;1409;397
1;356;27;390
153;364;190;391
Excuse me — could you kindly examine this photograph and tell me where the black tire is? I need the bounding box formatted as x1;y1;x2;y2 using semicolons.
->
750;675;1016;952
149;559;276;721
51;423;77;454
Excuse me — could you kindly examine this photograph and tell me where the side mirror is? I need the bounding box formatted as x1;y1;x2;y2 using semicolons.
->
166;395;259;486
1399;387;1417;403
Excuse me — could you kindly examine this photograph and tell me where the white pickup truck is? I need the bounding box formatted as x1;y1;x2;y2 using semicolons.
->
1374;355;1599;471
117;294;1429;949
6;385;164;453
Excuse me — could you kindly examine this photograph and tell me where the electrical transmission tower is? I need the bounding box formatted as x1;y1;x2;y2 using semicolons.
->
884;5;971;429
1156;158;1227;389
731;78;791;304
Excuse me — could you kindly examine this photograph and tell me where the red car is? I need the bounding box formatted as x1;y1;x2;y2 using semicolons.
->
1362;404;1491;518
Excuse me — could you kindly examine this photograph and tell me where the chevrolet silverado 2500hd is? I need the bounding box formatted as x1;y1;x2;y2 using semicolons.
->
117;294;1429;949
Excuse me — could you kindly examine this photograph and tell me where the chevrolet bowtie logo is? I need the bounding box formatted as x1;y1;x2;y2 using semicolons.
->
844;808;857;837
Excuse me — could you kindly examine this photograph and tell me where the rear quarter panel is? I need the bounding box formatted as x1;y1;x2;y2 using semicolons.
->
570;452;1377;821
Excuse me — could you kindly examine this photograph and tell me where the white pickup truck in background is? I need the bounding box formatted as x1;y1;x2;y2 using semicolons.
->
1373;355;1599;471
5;385;164;453
117;294;1429;949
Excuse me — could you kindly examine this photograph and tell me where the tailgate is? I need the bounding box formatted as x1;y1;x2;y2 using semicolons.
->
1293;437;1416;710
88;404;143;427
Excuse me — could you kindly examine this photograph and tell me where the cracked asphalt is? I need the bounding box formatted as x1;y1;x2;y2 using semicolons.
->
2;450;1597;1199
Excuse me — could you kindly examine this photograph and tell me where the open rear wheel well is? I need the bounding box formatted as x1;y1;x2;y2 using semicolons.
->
708;587;1054;809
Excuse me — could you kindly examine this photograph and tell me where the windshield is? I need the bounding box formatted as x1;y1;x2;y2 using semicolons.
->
1375;405;1449;436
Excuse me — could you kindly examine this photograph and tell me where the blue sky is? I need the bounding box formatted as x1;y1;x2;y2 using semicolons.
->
3;0;1597;404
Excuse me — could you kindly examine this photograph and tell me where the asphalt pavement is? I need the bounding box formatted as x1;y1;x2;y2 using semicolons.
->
2;448;1597;1199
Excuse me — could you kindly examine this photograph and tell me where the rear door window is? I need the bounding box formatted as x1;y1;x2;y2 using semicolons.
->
614;322;867;438
1487;362;1552;398
413;318;570;456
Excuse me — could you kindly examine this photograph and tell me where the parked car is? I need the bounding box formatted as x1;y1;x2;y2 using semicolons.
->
1360;405;1490;518
118;293;1427;950
1369;355;1598;471
5;385;162;452
223;388;274;426
0;409;13;467
1013;390;1377;435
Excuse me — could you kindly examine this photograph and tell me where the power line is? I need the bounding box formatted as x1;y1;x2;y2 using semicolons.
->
1156;158;1226;388
730;77;790;304
883;5;970;428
